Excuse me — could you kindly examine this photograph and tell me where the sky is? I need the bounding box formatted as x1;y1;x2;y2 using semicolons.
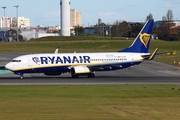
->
0;0;180;27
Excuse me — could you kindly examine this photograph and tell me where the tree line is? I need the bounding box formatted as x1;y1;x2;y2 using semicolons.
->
75;9;180;41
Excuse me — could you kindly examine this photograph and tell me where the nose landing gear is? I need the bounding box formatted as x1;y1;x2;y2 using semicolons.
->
20;75;24;79
14;72;24;79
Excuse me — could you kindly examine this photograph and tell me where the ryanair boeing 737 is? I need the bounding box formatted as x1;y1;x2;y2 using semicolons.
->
5;20;157;79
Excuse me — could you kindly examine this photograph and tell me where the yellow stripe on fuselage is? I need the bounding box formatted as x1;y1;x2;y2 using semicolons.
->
12;61;104;71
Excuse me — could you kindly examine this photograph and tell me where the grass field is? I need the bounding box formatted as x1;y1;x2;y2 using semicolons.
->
0;85;180;120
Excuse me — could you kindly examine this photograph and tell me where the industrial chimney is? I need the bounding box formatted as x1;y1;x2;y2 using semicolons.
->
60;0;70;36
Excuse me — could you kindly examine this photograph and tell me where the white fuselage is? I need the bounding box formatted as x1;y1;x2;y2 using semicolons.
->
5;52;148;73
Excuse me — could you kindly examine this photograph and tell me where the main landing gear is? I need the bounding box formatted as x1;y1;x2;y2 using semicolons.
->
20;75;24;79
71;72;95;78
87;73;95;78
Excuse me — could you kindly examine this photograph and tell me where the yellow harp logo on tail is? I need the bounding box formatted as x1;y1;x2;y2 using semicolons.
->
139;33;151;47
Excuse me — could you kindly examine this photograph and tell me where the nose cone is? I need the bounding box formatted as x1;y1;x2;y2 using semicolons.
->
5;63;13;71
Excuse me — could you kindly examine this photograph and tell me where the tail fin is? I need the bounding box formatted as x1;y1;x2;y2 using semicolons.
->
119;20;154;53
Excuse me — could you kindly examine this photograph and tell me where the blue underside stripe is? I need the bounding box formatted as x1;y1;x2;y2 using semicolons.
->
13;62;142;75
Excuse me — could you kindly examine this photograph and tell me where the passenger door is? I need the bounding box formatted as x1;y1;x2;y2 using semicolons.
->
27;56;33;67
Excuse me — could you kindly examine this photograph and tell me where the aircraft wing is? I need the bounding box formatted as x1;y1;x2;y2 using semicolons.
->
86;62;126;71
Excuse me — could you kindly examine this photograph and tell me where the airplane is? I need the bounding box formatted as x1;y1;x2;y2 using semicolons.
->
5;19;157;79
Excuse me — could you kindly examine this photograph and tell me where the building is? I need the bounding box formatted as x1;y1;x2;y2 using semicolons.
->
0;17;30;28
84;26;112;36
0;17;12;28
173;20;180;26
170;26;180;34
76;11;82;26
70;9;82;27
16;17;30;28
154;20;180;29
153;20;180;40
0;30;9;41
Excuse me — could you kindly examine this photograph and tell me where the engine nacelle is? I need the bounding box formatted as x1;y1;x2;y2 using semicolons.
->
71;66;90;76
44;72;62;76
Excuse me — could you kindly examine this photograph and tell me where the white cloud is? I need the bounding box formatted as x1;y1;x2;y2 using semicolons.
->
98;11;128;21
163;3;174;8
99;12;120;18
160;0;180;8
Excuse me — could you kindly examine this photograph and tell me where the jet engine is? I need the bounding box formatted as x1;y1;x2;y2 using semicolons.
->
70;66;91;77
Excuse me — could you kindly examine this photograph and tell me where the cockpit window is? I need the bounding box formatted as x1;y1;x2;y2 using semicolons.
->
12;60;21;62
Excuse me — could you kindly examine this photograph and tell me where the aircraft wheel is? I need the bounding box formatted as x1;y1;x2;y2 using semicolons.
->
88;73;95;78
20;76;24;79
72;74;79;78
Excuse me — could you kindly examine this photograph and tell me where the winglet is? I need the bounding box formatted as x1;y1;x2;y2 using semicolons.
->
54;49;58;54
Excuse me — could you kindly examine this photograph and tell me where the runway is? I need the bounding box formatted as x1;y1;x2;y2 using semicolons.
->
0;53;180;85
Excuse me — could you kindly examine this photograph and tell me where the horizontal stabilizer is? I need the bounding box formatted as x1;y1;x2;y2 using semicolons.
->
141;48;158;60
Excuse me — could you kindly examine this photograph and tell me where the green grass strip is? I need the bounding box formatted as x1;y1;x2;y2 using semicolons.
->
0;85;180;120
